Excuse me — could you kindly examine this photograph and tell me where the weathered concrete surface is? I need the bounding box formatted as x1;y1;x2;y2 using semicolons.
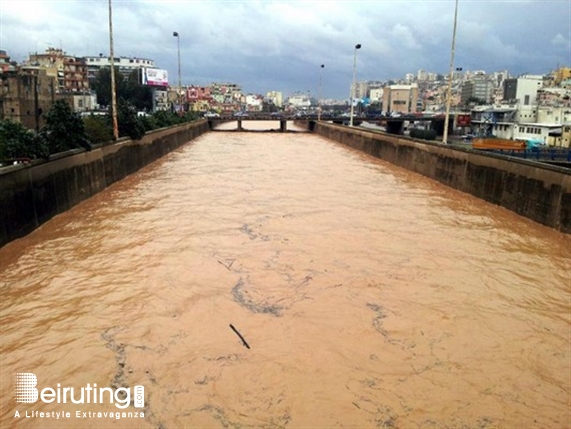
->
307;121;571;234
0;120;209;247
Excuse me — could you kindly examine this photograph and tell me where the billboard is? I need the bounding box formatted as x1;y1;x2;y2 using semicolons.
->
142;68;169;87
456;114;471;127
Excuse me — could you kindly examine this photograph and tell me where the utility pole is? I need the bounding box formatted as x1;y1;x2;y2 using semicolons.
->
173;32;181;112
443;0;459;144
349;44;361;127
108;0;119;140
318;64;325;121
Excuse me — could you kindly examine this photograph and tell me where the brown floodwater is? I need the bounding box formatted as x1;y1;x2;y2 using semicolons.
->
1;122;570;429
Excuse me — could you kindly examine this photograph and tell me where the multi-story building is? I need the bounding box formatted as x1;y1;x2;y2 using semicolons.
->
369;88;383;102
245;94;263;111
266;91;283;108
287;93;311;109
537;87;571;107
186;86;212;104
0;65;58;130
559;124;571;148
503;74;544;106
553;67;571;85
350;81;369;101
382;84;419;114
461;76;494;105
209;82;242;105
83;54;155;82
27;48;89;94
0;50;17;73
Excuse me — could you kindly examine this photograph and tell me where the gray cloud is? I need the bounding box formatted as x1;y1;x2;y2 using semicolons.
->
1;0;569;99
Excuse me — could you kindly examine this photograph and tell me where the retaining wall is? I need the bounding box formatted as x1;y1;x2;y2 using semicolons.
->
0;119;209;247
311;121;571;234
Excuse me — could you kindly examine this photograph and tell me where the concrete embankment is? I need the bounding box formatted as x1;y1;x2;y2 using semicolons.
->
307;121;571;234
0;119;209;247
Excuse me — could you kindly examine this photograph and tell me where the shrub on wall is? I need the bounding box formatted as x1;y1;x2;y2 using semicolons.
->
410;128;437;140
42;100;92;153
83;115;113;145
0;120;49;161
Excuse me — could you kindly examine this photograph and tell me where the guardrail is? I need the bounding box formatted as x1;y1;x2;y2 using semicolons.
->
478;147;571;164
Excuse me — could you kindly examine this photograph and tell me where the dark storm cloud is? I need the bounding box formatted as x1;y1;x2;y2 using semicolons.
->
1;0;569;99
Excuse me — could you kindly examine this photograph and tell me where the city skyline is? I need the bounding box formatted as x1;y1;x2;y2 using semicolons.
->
1;0;570;99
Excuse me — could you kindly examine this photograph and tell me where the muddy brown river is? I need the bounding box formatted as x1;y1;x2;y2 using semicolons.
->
1;124;570;428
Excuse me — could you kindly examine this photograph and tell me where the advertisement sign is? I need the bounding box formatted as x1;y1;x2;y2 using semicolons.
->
456;114;471;126
142;68;169;87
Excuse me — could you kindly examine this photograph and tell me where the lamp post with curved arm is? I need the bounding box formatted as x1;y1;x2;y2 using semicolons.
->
108;0;118;139
318;64;325;121
173;31;182;111
443;0;459;144
349;44;361;127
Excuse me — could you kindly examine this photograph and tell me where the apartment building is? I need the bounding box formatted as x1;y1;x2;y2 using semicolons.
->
266;91;283;108
460;76;494;105
382;84;419;114
27;48;89;94
0;50;16;73
83;54;155;82
503;74;544;106
1;66;57;130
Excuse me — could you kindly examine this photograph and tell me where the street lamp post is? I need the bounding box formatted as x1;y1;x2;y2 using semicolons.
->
173;31;182;112
349;44;361;127
443;0;459;144
108;0;118;140
318;64;325;121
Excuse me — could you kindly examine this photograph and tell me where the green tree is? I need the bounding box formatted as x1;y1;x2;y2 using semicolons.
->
117;98;146;140
92;67;124;108
83;115;113;144
410;128;437;140
0;120;49;160
122;69;153;112
92;67;152;111
42;99;91;154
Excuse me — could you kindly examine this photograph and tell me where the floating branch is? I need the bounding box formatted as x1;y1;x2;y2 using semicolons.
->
229;324;250;349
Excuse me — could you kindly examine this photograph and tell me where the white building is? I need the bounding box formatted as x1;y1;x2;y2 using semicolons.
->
83;54;155;81
245;94;263;111
515;123;562;144
266;91;283;107
288;93;311;109
503;74;544;106
369;88;384;102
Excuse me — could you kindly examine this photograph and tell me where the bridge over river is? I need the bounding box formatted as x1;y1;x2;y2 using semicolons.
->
1;122;569;428
207;113;448;135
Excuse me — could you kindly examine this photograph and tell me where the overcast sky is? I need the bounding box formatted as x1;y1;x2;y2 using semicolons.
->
1;0;570;99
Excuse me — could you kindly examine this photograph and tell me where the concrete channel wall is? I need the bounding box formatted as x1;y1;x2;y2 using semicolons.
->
0;119;209;247
308;121;571;234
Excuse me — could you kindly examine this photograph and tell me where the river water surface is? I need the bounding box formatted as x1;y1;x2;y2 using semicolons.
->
1;124;570;428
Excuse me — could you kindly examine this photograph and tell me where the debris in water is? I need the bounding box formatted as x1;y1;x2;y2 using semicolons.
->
229;324;251;349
